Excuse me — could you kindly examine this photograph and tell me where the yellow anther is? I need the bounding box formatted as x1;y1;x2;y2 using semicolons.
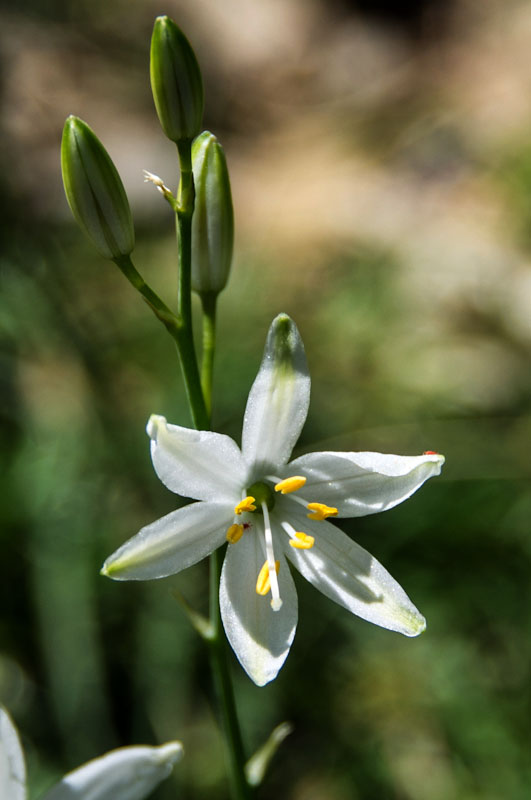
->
234;496;256;515
307;502;338;521
226;524;244;544
274;476;307;494
289;531;315;550
256;560;280;596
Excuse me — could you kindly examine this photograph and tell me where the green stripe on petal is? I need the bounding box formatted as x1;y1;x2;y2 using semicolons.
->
102;502;232;581
282;510;426;637
242;314;310;477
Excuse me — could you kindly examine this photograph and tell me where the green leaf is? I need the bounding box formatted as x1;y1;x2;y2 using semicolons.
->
245;722;293;787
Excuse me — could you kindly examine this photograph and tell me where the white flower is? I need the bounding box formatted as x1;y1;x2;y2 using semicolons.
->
0;705;182;800
102;314;444;686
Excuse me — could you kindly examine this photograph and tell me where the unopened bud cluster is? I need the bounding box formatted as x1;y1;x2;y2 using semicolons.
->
62;15;233;294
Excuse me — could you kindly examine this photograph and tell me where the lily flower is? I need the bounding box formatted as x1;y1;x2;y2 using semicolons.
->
102;314;444;686
0;705;182;800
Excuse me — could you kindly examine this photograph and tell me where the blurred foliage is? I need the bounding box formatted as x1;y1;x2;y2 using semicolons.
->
2;1;531;799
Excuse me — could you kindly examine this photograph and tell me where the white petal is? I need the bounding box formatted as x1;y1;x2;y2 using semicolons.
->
242;314;310;476
0;708;26;800
282;510;426;636
102;502;232;580
288;451;445;517
220;528;298;686
42;741;183;800
147;415;246;501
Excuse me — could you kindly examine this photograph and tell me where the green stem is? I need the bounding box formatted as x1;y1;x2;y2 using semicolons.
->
208;549;253;800
176;140;194;329
198;285;250;797
113;254;176;324
200;291;217;419
112;254;208;430
118;141;249;798
174;141;250;797
171;139;210;431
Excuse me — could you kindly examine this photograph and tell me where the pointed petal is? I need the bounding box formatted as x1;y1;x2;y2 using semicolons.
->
242;314;310;476
220;528;298;686
102;502;232;580
147;415;246;501
282;510;426;636
288;451;444;517
42;741;182;800
0;708;26;800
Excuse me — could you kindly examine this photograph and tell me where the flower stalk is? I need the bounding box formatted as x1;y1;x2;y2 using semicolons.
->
208;549;253;800
150;12;251;790
199;274;249;797
112;253;208;431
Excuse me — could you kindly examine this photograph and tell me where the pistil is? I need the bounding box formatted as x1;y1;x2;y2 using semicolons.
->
256;559;280;595
261;502;282;611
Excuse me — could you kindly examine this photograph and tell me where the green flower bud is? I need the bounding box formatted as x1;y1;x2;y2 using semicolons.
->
191;131;234;294
150;16;204;143
61;116;135;259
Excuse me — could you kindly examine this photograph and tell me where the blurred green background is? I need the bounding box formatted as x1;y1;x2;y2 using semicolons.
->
2;0;531;798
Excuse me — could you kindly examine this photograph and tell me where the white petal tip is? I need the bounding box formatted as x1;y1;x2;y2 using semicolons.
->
424;452;445;468
146;414;166;440
154;741;184;765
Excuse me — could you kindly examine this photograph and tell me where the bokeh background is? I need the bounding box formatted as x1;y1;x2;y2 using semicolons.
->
2;0;531;797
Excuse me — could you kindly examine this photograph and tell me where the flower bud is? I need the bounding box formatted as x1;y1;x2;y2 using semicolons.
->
191;131;234;294
150;16;204;143
61;116;135;259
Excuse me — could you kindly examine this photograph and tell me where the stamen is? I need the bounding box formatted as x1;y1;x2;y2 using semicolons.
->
261;502;282;611
234;496;256;515
307;502;338;521
226;523;244;543
273;476;307;494
256;559;280;596
289;531;315;550
280;521;315;550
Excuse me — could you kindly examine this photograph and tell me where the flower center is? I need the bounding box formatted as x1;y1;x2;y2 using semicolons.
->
245;481;275;511
225;474;338;611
